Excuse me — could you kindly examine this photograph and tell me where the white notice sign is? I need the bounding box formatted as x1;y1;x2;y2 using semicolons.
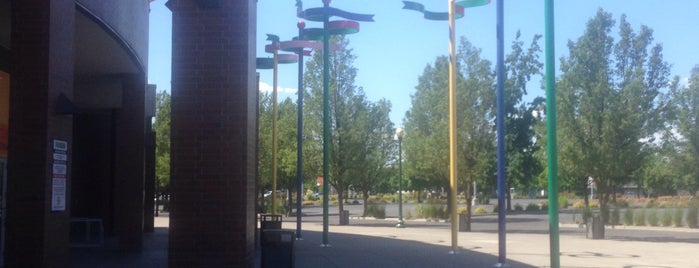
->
51;178;66;211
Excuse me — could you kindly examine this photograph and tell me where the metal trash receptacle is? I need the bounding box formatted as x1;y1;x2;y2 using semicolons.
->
340;210;349;225
591;215;605;239
262;229;295;268
260;214;282;231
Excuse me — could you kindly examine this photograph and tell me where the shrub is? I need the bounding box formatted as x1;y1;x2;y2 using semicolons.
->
302;200;315;206
416;204;447;219
644;199;659;208
558;196;569;208
661;209;673;227
305;192;317;201
614;198;630;208
572;200;586;209
525;203;539;211
514;203;523;211
405;210;413;219
457;207;469;215
474;206;488;214
611;206;620;225
364;205;386;219
492;203;499;213
539;201;549;211
634;209;646;226
647;209;659;226
687;207;698;228
674;208;684;227
623;208;634;226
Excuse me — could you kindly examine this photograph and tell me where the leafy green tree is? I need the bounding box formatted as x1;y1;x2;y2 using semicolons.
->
667;66;699;195
404;37;497;230
503;32;544;208
455;37;497;230
304;35;393;216
352;99;395;214
557;10;670;225
258;92;273;196
154;91;171;195
403;56;451;202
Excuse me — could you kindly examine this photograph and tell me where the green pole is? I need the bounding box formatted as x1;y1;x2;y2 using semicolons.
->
447;0;459;254
321;0;331;247
544;0;560;267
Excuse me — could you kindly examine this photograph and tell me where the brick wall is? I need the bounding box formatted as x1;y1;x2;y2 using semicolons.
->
6;1;75;267
168;0;257;267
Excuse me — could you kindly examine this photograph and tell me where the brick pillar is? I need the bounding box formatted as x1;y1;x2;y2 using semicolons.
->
113;74;146;251
168;0;257;267
144;130;156;233
6;1;75;267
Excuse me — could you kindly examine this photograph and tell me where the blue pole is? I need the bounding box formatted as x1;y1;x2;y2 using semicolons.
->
495;0;507;266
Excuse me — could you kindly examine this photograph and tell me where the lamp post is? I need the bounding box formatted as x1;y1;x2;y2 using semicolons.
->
396;127;405;228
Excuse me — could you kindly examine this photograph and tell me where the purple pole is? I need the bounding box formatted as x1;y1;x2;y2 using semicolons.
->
296;20;306;240
495;0;508;266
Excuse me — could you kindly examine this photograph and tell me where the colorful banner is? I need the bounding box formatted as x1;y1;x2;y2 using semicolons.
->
0;71;9;158
402;0;490;21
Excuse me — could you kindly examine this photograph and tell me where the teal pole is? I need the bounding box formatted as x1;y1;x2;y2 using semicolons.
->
321;0;331;247
544;0;560;267
495;0;508;266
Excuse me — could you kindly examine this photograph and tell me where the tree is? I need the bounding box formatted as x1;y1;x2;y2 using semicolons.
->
503;32;544;208
455;37;497;230
557;10;670;226
304;35;393;216
667;66;699;195
154;91;171;196
404;37;496;230
404;56;451;201
352;99;394;214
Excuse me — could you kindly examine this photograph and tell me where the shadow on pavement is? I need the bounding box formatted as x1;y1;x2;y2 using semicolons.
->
70;227;168;268
294;229;536;268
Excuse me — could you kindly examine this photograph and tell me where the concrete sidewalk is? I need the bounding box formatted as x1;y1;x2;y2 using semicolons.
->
70;214;699;267
289;220;699;268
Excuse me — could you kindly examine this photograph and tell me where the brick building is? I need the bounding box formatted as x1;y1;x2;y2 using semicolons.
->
1;0;157;267
1;0;258;267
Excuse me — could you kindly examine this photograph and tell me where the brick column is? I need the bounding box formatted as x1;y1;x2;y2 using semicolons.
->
113;74;146;251
168;0;258;267
6;1;75;267
144;130;156;233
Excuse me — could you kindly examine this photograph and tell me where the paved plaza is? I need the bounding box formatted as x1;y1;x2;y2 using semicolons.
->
70;209;699;267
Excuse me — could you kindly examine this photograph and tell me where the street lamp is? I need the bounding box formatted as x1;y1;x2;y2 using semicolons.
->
395;127;405;228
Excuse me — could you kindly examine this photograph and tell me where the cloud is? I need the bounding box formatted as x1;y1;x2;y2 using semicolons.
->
258;81;297;94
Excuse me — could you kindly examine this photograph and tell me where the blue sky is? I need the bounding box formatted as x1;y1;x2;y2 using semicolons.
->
149;1;699;125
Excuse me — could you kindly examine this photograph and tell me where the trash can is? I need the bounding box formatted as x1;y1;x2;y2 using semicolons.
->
260;214;282;231
458;213;468;232
340;210;350;225
591;215;605;239
262;229;295;268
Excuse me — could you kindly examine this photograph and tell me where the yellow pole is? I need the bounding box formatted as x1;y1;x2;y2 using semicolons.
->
448;0;459;254
272;47;279;215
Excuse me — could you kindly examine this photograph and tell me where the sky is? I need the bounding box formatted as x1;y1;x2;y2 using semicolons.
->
148;1;699;125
